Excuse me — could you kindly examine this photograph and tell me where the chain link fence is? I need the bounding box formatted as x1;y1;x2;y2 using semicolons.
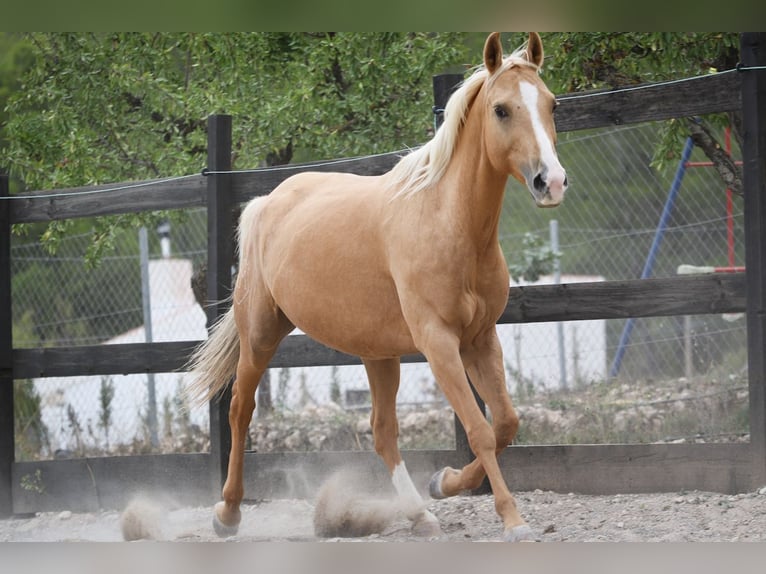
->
13;117;748;460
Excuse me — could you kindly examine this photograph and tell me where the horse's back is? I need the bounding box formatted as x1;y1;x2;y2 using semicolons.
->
252;171;388;231
253;170;391;253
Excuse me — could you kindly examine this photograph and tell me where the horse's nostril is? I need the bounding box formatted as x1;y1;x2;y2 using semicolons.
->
563;176;569;188
533;174;545;191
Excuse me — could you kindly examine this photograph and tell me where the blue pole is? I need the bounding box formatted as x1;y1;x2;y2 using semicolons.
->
609;136;695;378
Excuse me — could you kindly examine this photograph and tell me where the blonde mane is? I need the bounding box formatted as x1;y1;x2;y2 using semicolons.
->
389;47;539;199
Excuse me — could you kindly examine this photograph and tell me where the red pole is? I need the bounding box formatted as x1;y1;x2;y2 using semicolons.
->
683;127;738;267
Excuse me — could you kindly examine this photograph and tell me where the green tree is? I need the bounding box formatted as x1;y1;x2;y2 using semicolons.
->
508;233;559;283
4;32;469;259
0;33;34;195
538;32;742;190
4;33;741;257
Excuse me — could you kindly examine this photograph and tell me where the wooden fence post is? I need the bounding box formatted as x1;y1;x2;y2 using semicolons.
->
432;74;489;478
740;33;766;489
0;173;13;517
206;115;235;497
432;74;463;133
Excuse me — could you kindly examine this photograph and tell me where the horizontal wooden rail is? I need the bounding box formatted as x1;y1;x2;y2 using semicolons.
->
8;72;741;224
9;175;207;224
13;340;200;379
554;70;741;132
12;333;423;380
502;271;746;323
11;442;753;514
13;273;745;380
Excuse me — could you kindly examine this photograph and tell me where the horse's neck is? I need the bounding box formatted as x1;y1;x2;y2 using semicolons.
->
437;106;507;255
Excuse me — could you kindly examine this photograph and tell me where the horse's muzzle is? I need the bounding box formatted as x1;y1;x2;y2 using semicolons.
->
531;170;568;207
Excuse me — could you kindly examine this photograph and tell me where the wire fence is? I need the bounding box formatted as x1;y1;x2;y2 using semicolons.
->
12;117;749;459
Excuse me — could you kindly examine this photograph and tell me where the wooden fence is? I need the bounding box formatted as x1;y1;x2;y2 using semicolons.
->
1;33;765;516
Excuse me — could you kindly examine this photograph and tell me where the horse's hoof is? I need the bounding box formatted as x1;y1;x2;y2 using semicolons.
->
429;468;447;499
503;524;539;542
212;502;240;538
213;514;239;538
411;511;442;538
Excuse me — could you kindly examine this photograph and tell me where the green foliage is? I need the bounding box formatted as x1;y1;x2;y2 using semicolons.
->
98;376;115;449
0;34;33;143
14;380;49;461
4;32;469;258
541;33;739;94
539;33;740;171
19;469;45;494
3;33;740;262
508;233;560;283
0;33;34;195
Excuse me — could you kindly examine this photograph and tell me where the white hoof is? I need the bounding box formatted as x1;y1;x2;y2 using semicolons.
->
411;510;442;538
213;514;239;538
503;524;538;542
212;501;240;538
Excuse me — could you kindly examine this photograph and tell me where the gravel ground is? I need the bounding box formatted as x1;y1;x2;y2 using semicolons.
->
3;487;766;543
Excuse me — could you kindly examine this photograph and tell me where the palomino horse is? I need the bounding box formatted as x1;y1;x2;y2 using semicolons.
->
187;32;567;542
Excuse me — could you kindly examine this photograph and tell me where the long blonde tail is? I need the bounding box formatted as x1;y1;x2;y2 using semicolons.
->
185;306;240;406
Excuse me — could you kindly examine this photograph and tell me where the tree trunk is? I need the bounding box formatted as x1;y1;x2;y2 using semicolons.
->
685;117;743;197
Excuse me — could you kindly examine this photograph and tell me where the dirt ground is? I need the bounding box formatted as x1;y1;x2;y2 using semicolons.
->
3;486;766;543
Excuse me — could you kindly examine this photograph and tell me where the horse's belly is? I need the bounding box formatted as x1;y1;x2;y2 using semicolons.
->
277;278;415;358
265;234;415;358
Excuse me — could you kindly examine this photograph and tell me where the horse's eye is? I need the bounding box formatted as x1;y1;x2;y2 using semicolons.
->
494;105;508;119
552;100;559;113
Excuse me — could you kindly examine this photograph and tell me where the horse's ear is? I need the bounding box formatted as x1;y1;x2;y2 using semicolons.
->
483;32;503;74
525;32;544;69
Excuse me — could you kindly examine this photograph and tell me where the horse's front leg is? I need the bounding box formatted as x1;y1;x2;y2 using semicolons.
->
363;358;441;538
421;328;533;542
430;329;520;499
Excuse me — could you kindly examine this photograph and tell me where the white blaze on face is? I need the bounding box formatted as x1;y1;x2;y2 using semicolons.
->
519;80;567;203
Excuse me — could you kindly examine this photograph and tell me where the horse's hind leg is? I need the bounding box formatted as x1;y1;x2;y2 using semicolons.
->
363;358;441;537
212;349;270;536
213;301;293;537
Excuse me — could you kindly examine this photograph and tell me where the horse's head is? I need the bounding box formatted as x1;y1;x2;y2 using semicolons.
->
482;32;568;207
